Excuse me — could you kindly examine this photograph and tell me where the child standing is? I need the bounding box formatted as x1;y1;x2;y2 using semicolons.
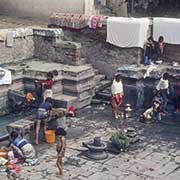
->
156;36;165;63
111;74;124;119
55;128;67;176
144;36;155;65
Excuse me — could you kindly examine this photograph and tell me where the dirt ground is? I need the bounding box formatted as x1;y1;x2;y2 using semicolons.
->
0;15;47;29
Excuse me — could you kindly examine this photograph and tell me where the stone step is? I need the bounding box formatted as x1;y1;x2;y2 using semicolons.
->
62;78;95;93
95;74;106;84
62;64;95;81
53;94;78;109
78;97;92;109
64;88;95;101
95;91;111;101
95;79;111;93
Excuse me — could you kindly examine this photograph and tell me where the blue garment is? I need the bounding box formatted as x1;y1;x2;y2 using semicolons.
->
12;136;28;149
144;56;152;66
153;111;161;121
39;102;52;111
36;110;48;121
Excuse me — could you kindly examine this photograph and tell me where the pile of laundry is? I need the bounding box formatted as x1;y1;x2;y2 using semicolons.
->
49;13;89;29
49;13;106;30
0;148;38;179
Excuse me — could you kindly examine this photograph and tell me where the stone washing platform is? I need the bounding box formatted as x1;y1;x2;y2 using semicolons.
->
116;63;180;109
117;64;180;80
6;59;95;109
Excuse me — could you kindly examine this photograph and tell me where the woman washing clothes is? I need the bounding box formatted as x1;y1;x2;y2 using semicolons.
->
9;131;35;160
35;97;52;145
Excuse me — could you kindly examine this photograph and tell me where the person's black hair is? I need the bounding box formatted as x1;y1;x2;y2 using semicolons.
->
115;74;121;82
55;127;67;136
47;72;54;80
163;73;169;80
45;97;52;104
158;36;164;42
52;70;59;76
10;131;19;140
147;36;153;42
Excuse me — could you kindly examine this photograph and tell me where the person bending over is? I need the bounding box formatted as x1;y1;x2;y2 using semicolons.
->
35;97;52;145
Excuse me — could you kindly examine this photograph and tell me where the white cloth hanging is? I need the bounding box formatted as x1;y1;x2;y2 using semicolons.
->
107;17;150;48
0;67;12;85
6;32;14;47
153;18;180;45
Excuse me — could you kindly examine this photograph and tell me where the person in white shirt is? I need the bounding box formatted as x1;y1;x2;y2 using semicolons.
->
156;72;169;110
111;74;124;119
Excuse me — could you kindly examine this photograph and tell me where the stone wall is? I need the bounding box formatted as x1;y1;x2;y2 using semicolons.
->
0;28;34;65
33;28;85;65
106;0;128;16
0;78;24;113
165;44;180;64
63;27;143;79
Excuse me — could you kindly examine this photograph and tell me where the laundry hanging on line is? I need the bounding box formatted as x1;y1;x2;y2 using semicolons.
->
106;17;150;48
0;67;12;85
153;17;180;45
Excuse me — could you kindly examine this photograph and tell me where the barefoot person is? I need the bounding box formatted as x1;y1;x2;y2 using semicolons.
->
111;74;124;119
35;97;52;145
55;127;66;176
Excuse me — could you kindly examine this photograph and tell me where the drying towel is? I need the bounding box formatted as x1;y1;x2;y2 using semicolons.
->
107;17;150;48
153;18;180;45
6;32;14;47
0;67;12;85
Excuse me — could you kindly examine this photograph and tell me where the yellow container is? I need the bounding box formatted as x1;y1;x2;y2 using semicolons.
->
45;130;55;144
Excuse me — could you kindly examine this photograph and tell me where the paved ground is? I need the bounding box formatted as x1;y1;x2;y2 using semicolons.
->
0;15;180;180
1;104;179;180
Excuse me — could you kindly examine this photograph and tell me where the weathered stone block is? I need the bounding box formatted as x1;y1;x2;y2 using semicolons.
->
54;41;81;50
65;88;95;101
62;77;95;93
53;94;78;109
77;97;92;109
62;65;95;81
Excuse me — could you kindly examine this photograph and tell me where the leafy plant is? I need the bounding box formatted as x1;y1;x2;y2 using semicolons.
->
110;132;129;151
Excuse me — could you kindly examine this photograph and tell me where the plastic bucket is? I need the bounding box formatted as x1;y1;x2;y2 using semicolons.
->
45;130;55;144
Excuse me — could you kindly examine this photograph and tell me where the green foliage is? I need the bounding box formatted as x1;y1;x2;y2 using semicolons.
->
110;131;129;150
